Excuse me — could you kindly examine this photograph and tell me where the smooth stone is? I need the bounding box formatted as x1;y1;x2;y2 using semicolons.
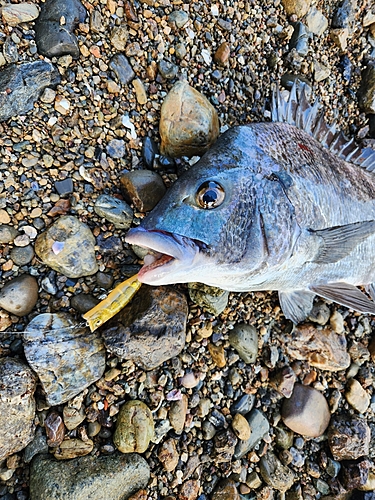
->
0;358;36;460
110;25;129;51
0;274;38;316
3;37;19;63
0;225;18;243
35;215;98;278
120;170;166;212
188;283;229;315
231;413;251;441
34;0;87;58
168;10;189;28
142;136;159;168
54;438;94;460
281;0;311;18
102;286;188;370
214;42;230;65
358;62;375;114
132;79;147;105
289;22;310;56
95;234;123;255
63;404;86;431
29;452;150;500
159;81;219;158
113;400;154;453
234;409;270;459
328;415;370;460
23;429;49;464
175;42;187;59
2;3;40;26
270;366;297;398
231;394;255;415
109;54;135;85
228;324;258;364
211;480;241;500
54;178;73;195
260;451;295;492
208;343;226;368
10;244;35;266
106;139;125;159
158;438;179;471
70;293;100;314
94;194;133;230
274;427;294;450
281;384;330;437
158;60;179;80
345;379;370;413
23;313;106;406
0;61;60;122
169;394;188;433
306;6;328;36
314;60;330;82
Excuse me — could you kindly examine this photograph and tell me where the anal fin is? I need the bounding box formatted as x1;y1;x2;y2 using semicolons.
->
310;282;375;314
279;289;315;324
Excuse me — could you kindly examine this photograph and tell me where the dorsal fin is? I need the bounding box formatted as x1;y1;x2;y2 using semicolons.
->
271;81;375;173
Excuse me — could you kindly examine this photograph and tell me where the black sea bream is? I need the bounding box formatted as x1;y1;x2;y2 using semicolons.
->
125;84;375;323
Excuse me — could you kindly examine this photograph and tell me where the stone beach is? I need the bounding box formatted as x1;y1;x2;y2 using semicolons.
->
0;0;375;499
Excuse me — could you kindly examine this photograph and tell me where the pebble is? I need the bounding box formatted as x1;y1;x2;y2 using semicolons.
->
234;409;270;459
54;438;94;460
281;384;330;437
70;293;99;314
341;458;371;490
208;343;226;368
270;366;297;398
0;358;36;461
332;0;357;29
169;394;188;433
158;438;179;471
328;415;371;460
231;394;255;415
35;215;98;278
109;54;135;85
214;42;231;65
63;403;86;430
306;6;329;36
120;170;166;212
113;400;154;453
159;81;220;158
330;28;349;51
158;60;179;80
179;479;200;500
0;225;18;243
94;194;133;230
188;283;229;315
358;62;375;114
110;25;129;51
132;78;148;105
29;453;150;500
2;3;39;26
168;10;189;29
214;429;238;463
23;313;106;406
23;429;48;464
45;412;65;447
54;178;73;195
289;22;310;56
231;413;251;441
211;480;241;500
0;274;38;316
259;451;295;492
228;324;258;364
281;0;311;18
314;60;331;82
107;139;126;159
142;136;159;168
345;378;370;413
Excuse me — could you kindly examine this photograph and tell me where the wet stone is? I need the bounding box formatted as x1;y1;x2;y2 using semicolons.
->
120;170;166;212
109;54;135;85
0;274;38;316
34;0;87;58
188;283;229;315
113;400;154;454
54;178;73;196
358;62;375;114
234;409;270;459
328;415;370;460
211;480;241;500
289;22;310;56
214;42;231;65
332;0;357;30
345;378;370;413
142;136;159;168
23;313;106;406
10;244;35;266
158;60;179;80
228;324;258;364
0;225;18;243
2;3;40;26
0;358;36;461
70;293;99;314
169;394;188;433
260;451;295;492
29;452;150;500
94;194;133;230
102;286;188;370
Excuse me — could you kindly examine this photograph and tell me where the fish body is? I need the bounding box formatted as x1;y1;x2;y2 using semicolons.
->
125;85;375;323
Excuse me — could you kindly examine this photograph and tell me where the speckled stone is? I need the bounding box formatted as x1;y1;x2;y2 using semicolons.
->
0;225;18;243
2;3;40;26
120;170;166;212
328;415;371;460
188;283;229;315
228;324;258;364
94;194;134;229
113;400;154;453
260;451;295;492
0;274;38;316
281;0;311;18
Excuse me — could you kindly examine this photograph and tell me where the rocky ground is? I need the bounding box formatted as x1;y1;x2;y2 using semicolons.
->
1;0;375;499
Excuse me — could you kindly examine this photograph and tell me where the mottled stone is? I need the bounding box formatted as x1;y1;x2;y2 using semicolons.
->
0;358;36;460
10;244;35;266
228;324;258;364
94;194;133;230
103;286;187;370
188;283;229;315
289;22;310;56
158;60;179;80
214;42;231;64
0;274;38;316
328;415;370;461
158;438;179;471
23;429;49;464
214;429;238;463
29;453;150;500
23;313;106;406
168;10;189;29
159;81;219;158
0;224;18;243
332;0;357;29
120;170;166;212
2;3;39;26
35;216;98;278
0;61;60;121
113;400;154;453
341;458;371;490
234;409;270;459
260;451;295;492
270;366;297;398
281;0;311;18
169;394;188;433
106;139;125;159
208;343;226;368
110;25;129;51
306;6;329;35
211;480;241;500
109;54;135;85
54;439;94;459
345;379;370;413
232;413;251;441
358;62;375;114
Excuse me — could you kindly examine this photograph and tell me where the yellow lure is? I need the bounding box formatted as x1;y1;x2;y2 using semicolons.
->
83;274;142;332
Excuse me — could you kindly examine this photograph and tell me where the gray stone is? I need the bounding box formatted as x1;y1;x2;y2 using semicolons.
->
228;324;258;364
332;0;357;30
29;452;150;500
306;6;328;36
0;274;38;316
10;244;35;266
158;60;179;80
23;429;49;464
120;170;166;212
231;394;255;415
3;37;19;63
260;451;295;492
94;194;133;230
0;225;18;243
23;313;106;406
109;54;135;85
234;409;270;459
289;22;310;56
188;283;229;315
35;0;87;58
168;10;189;29
0;61;60;122
71;293;100;314
102;285;188;370
0;358;36;460
358;62;375;114
54;178;73;195
106;139;125;159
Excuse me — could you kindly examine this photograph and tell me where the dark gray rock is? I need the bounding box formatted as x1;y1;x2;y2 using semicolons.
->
228;324;258;364
23;429;49;464
0;61;60;122
120;170;166;212
332;0;357;29
70;293;100;314
10;245;35;266
340;458;371;490
188;283;229;315
94;194;133;230
358;62;375;114
289;22;310;56
142;136;159;168
234;409;270;459
231;394;255;415
54;178;73;195
29;452;150;500
35;0;87;58
259;451;295;492
102;285;188;370
158;60;179;79
109;54;135;85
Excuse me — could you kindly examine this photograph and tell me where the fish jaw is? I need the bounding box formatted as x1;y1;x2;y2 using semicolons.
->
125;227;209;285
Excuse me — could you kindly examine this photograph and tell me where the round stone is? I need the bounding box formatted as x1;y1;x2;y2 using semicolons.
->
113;400;154;454
0;274;38;316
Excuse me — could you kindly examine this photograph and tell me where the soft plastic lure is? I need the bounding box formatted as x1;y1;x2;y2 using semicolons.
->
83;274;141;332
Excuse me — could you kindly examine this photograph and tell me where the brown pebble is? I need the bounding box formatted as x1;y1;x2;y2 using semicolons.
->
232;413;251;441
0;274;38;316
179;479;200;500
169;394;188;433
211;480;241;500
208;343;226;368
214;42;230;64
158;438;179;471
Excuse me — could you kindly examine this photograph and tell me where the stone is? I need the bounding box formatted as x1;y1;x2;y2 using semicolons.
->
45;412;65;447
214;429;238;462
2;3;39;26
211;480;241;500
358;62;375;114
214;42;231;64
306;6;329;36
54;178;73;195
0;358;36;460
0;225;18;243
34;0;87;58
70;293;99;314
208;343;226;368
234;409;270;459
142;136;159;168
23;313;106;406
260;451;295;492
113;400;154;453
0;61;60;122
345;379;370;413
11;245;35;266
158;438;179;471
24;429;49;464
54;439;94;460
103;286;187;370
332;0;357;30
35;215;98;278
281;0;311;18
228;324;258;364
314;60;331;82
110;25;129;51
0;274;38;316
63;403;86;430
107;139;125;159
231;394;255;415
132;79;147;105
120;170;166;212
29;453;150;500
168;10;189;29
232;413;251;441
179;480;199;500
159;81;219;158
188;283;229;315
341;459;371;490
330;28;349;51
280;324;350;371
158;60;179;80
94;194;133;230
169;394;188;433
281;384;330;437
109;54;135;85
328;415;370;460
270;366;297;398
289;22;310;56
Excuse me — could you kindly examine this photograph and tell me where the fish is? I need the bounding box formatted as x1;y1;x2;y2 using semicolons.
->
125;83;375;324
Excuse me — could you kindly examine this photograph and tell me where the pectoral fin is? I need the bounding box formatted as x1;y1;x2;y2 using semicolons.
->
310;282;375;314
311;220;375;264
279;289;315;324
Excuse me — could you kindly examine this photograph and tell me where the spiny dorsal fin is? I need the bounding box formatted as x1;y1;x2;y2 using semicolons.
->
271;81;375;173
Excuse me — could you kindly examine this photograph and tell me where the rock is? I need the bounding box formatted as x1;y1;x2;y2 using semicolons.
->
339;54;352;82
274;427;294;449
214;42;231;64
54;439;94;459
214;429;238;462
208;343;226;368
0;61;60;122
0;225;18;243
231;394;255;415
106;139;125;159
158;438;179;471
109;54;135;85
132;79;147;105
341;459;371;490
94;194;133;230
2;3;40;26
234;409;270;459
289;22;310;56
179;479;199;500
45;411;65;447
188;283;229;315
103;286;187;370
358;62;375;114
332;0;357;29
232;413;251;441
159;81;219;158
113;400;154;453
328;415;370;460
169;394;188;433
314;60;331;82
281;384;330;437
158;60;179;80
23;313;106;406
11;245;35;266
330;27;349;51
260;451;295;492
228;324;258;364
345;379;370;413
35;215;98;278
54;178;73;195
211;480;241;500
281;0;311;18
110;25;129;51
168;10;189;29
24;429;49;464
35;0;87;58
120;170;166;212
306;6;328;36
96;234;123;255
270;366;297;398
63;403;86;430
280;324;350;371
142;136;159;168
0;274;38;316
70;293;99;314
0;358;36;460
29;452;150;500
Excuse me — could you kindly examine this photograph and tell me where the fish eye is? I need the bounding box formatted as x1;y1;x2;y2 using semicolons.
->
196;181;225;209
